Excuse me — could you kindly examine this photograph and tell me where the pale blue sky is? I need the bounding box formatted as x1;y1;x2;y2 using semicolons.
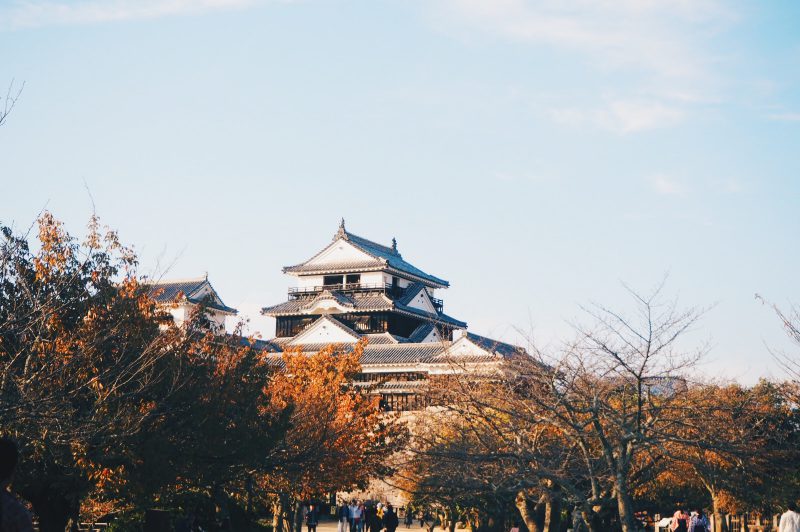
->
1;0;799;382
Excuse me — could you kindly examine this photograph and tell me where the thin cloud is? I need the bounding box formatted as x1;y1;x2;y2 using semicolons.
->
0;0;272;30
435;0;731;79
767;112;800;122
431;0;734;131
651;174;687;196
550;99;685;133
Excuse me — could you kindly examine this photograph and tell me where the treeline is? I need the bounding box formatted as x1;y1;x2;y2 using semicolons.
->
0;214;406;532
399;288;800;532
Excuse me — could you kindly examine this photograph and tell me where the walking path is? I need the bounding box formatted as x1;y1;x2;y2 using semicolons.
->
316;519;449;532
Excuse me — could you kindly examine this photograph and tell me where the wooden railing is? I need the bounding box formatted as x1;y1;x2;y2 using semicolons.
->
287;283;445;313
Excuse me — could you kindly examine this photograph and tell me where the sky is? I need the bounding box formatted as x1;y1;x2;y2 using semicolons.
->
1;0;799;383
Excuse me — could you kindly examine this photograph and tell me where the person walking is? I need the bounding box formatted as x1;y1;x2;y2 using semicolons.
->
688;508;709;532
349;501;359;532
351;501;364;532
365;504;378;532
779;502;800;532
670;508;690;532
383;504;399;532
339;501;351;532
0;438;34;532
306;503;319;532
404;508;414;529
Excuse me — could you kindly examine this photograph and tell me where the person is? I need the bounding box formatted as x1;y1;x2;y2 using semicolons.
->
670;508;690;532
349;501;359;532
365;504;379;532
0;438;34;532
779;501;800;532
351;501;364;532
404;508;414;529
339;501;351;532
306;503;319;532
688;508;709;532
383;504;399;532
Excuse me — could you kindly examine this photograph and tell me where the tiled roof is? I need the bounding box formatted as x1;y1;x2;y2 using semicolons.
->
262;293;393;316
239;337;283;352
345;232;450;288
397;282;425;306
360;343;445;365
407;322;435;343
363;333;402;345
256;336;516;369
465;333;524;357
394;302;467;328
143;277;237;314
260;342;445;366
374;380;429;392
284;261;384;274
283;225;449;288
301;290;355;310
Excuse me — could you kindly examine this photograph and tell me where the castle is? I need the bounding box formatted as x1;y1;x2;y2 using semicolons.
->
148;220;522;411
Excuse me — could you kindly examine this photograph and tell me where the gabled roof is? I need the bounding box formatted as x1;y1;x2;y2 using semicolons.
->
464;333;524;357
407;322;436;343
287;314;362;345
363;332;403;345
300;290;356;311
397;282;426;306
143;276;237;315
283;221;449;288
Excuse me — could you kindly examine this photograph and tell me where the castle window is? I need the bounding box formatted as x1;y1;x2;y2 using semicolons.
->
323;275;343;287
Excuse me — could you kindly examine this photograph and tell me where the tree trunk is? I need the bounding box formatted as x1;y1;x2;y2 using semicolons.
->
577;506;602;532
710;493;729;532
447;506;457;532
273;493;293;532
516;491;545;532
614;476;638;532
543;492;561;532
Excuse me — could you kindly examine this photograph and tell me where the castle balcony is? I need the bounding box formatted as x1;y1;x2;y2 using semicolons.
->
288;282;444;313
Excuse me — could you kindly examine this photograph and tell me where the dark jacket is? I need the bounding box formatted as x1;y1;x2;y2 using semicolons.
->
306;508;319;526
383;509;399;531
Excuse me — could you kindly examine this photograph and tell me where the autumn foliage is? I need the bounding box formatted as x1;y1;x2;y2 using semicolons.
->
262;341;407;532
0;213;415;532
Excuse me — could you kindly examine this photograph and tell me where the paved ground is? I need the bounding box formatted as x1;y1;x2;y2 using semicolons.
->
315;519;446;532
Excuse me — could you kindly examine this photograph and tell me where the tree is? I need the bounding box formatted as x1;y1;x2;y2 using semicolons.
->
423;283;707;532
0;213;286;531
261;341;407;532
636;380;800;528
0;80;23;128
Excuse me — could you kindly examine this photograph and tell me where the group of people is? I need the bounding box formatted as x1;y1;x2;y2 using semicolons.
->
669;508;710;532
670;504;800;532
337;501;400;532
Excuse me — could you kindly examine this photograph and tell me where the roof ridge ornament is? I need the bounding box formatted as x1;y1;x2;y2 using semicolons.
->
391;237;398;253
335;218;348;240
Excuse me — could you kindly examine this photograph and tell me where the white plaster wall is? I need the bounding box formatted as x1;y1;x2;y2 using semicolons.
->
289;319;358;344
296;275;324;288
360;271;384;285
166;303;227;333
420;328;440;343
405;289;437;314
383;273;411;288
447;336;490;357
307;240;374;265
